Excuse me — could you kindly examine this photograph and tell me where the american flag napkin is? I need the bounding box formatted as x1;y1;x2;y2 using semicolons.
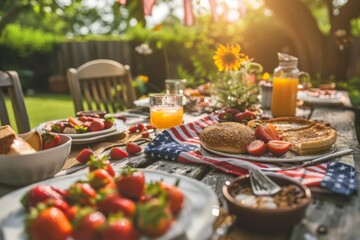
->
144;115;358;196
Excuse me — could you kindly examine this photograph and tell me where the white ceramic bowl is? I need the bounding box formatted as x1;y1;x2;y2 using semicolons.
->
0;135;72;187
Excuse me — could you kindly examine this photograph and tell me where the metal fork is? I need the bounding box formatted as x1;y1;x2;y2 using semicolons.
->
249;168;281;196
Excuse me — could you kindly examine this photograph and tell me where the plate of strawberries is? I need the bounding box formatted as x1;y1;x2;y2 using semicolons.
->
37;116;122;138
0;166;219;240
36;116;128;145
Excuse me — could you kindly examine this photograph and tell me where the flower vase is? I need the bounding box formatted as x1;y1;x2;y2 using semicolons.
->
210;68;259;111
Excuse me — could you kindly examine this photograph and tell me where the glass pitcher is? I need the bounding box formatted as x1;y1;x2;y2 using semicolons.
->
271;53;309;117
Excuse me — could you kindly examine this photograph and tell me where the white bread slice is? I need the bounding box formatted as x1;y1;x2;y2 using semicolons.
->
0;125;16;154
8;136;37;155
20;131;42;151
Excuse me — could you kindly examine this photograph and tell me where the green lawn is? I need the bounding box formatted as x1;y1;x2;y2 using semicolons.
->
4;93;360;141
5;94;74;132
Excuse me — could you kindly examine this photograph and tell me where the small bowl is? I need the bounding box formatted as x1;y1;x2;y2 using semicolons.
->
0;135;72;187
76;110;106;118
223;173;311;232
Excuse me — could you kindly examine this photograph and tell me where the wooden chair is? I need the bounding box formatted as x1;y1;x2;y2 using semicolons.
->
67;59;137;114
0;71;30;133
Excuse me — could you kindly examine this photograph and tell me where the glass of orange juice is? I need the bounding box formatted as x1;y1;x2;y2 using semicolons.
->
149;93;183;132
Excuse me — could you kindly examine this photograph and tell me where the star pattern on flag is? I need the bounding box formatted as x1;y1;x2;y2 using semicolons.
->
145;131;198;161
320;162;358;195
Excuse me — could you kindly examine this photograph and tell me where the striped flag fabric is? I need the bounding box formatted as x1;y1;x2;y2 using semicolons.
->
208;0;219;22
145;114;358;196
183;0;195;26
143;0;157;16
117;0;127;5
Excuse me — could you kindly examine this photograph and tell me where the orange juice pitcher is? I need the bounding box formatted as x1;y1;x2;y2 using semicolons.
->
271;53;309;117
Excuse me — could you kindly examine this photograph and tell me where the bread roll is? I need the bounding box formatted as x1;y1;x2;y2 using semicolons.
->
0;125;16;154
8;137;37;155
200;122;256;153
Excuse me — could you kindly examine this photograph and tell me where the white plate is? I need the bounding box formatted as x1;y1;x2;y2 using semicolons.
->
202;144;336;163
134;98;150;108
0;169;218;240
298;91;344;105
36;119;118;139
71;120;128;145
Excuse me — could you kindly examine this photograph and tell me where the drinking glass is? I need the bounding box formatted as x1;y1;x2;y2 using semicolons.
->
149;93;184;132
165;79;187;95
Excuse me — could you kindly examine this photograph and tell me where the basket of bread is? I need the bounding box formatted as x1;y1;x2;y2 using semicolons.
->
0;125;71;186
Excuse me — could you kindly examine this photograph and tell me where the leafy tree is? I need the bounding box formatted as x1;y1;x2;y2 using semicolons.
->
263;0;360;81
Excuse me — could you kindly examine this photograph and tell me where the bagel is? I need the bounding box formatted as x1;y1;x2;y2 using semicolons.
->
200;122;255;154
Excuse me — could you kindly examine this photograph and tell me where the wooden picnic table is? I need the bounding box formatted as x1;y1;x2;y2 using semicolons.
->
69;92;359;240
1;92;359;240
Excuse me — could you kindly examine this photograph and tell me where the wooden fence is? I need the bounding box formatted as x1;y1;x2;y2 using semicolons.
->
48;40;132;93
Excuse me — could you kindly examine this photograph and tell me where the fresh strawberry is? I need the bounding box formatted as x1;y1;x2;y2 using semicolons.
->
117;115;127;122
101;217;139;240
21;185;64;210
266;123;281;140
128;125;137;133
247;140;267;156
255;123;280;143
27;205;72;240
234;110;257;122
78;116;94;122
51;122;67;133
136;198;173;237
268;140;291;156
76;148;94;164
89;169;114;190
104;116;115;129
126;142;142;154
88;156;116;177
110;147;129;160
41;132;61;150
66;182;97;206
97;195;136;217
65;205;79;221
89;119;105;132
136;123;145;131
145;123;154;130
41;198;71;218
141;129;150;138
225;108;241;117
116;168;145;201
72;208;106;240
161;181;184;215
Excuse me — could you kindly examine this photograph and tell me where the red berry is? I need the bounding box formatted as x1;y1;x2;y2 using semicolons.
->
89;119;105;132
128;126;137;133
76;149;94;164
141;130;150;138
145;124;154;129
117;115;127;122
137;123;145;131
126;142;142;154
110;147;129;160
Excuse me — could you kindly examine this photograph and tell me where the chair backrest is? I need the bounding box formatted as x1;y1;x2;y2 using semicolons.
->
0;71;30;133
67;59;137;114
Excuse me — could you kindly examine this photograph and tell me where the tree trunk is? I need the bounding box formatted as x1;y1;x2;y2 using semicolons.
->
263;0;360;82
322;0;360;81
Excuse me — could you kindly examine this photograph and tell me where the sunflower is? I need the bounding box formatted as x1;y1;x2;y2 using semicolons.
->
213;44;248;72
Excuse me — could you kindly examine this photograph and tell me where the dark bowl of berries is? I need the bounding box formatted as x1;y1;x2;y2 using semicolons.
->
217;108;259;124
